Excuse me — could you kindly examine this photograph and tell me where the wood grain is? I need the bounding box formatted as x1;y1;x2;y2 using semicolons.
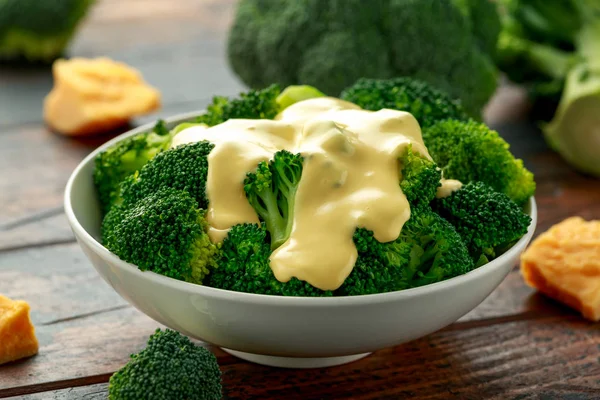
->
2;317;598;399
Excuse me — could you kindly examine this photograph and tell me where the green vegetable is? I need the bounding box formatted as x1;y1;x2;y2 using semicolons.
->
227;0;501;117
194;84;282;127
244;150;303;250
276;85;326;110
423;119;535;205
206;223;332;297
102;188;219;285
0;0;94;61
121;141;214;210
399;145;441;205
432;181;531;265
340;77;469;129
93;120;173;215
338;205;473;295
495;0;600;176
108;328;222;400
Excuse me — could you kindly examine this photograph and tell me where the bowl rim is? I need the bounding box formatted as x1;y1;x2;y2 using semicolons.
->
64;111;538;307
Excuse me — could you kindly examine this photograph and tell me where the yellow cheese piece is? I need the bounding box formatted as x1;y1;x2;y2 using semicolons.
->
43;57;161;136
520;217;600;321
0;294;39;365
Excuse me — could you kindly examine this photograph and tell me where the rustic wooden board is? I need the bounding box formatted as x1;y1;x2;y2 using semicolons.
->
3;317;598;399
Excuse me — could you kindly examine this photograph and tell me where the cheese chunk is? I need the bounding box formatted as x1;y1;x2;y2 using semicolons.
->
0;295;39;365
520;217;600;321
43;57;161;136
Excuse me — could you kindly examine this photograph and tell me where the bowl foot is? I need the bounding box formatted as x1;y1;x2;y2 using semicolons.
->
221;348;371;369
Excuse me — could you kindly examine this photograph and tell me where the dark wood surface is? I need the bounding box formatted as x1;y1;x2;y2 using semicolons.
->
1;1;599;399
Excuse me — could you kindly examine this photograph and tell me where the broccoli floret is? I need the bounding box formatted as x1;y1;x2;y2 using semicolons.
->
94;120;173;214
194;84;281;127
423;119;535;205
0;0;94;61
108;328;221;400
121;141;214;209
433;181;532;265
399;145;442;205
102;188;219;284
340;77;469;128
337;206;473;295
244;150;303;250
206;223;332;297
227;0;500;118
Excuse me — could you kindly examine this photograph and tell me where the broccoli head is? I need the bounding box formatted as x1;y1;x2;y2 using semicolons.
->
93;120;173;215
108;328;222;400
244;150;303;250
194;84;282;127
399;145;442;205
340;77;469;129
423;119;535;205
102;188;219;285
432;181;532;265
227;0;500;118
206;223;332;297
121;141;214;210
337;206;473;295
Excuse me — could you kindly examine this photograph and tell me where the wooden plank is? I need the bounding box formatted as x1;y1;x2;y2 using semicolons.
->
2;316;598;399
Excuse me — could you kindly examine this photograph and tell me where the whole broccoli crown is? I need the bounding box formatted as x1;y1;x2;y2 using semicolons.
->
121;141;214;210
94;120;172;215
207;223;332;297
423;119;536;205
340;77;469;129
244;150;304;250
228;0;499;117
195;84;281;127
102;188;219;284
337;206;473;295
108;328;222;400
432;181;532;261
399;145;442;205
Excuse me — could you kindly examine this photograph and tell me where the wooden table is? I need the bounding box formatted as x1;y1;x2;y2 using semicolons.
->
1;1;599;399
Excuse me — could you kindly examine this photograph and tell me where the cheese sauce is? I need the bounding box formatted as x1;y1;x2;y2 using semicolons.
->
172;97;434;291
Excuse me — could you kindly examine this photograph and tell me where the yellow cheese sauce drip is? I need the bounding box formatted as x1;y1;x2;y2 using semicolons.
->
172;97;433;291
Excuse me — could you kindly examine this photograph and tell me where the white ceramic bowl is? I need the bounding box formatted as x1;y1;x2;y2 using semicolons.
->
64;113;537;369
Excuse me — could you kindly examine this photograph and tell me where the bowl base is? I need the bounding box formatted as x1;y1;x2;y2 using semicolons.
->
221;348;371;368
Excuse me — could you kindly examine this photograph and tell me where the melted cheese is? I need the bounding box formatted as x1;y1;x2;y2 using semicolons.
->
172;97;432;291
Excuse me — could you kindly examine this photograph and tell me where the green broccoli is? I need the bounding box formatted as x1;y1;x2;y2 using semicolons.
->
93;120;173;215
102;188;219;284
206;223;332;297
194;84;282;127
432;181;532;265
121;141;214;210
244;150;303;250
337;206;473;295
399;145;442;205
423;119;535;205
340;77;469;128
227;0;500;117
108;328;222;400
0;0;94;61
495;0;600;176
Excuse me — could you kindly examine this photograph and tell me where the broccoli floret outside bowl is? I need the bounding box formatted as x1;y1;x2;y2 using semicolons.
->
64;107;537;369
